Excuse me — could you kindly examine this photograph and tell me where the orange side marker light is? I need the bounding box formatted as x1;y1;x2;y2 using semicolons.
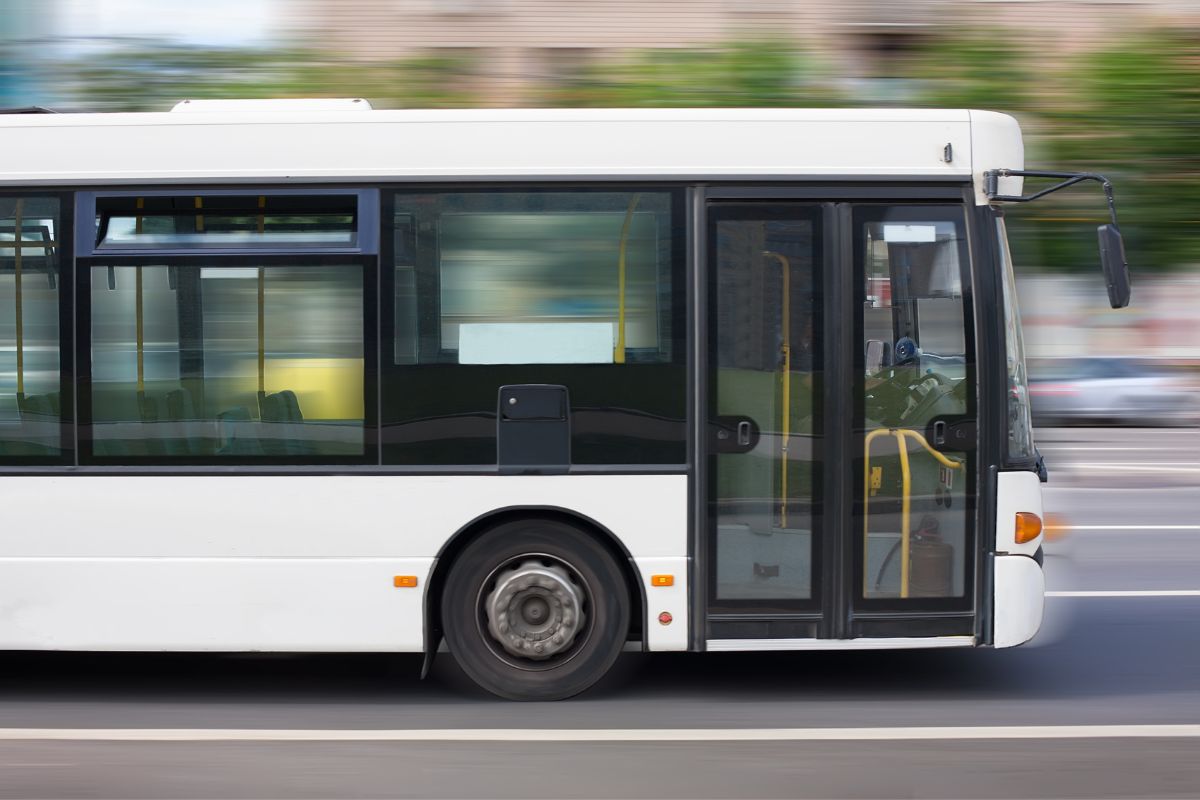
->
651;574;674;587
1015;512;1043;545
393;575;419;588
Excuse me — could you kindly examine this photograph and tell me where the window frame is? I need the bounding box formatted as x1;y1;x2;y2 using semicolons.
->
850;201;979;616
75;253;379;467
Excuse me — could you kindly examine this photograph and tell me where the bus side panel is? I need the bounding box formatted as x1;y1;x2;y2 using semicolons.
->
0;557;433;651
995;470;1044;556
992;470;1045;647
993;554;1044;648
0;474;687;652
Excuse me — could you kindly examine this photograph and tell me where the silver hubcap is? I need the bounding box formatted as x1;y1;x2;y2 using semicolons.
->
484;559;586;661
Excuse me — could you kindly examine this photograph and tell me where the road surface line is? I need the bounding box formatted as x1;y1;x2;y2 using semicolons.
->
1061;464;1200;474
1047;590;1200;598
1047;524;1200;531
1039;446;1197;452
0;725;1197;743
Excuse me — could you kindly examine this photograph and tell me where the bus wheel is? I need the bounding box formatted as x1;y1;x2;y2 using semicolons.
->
441;519;630;701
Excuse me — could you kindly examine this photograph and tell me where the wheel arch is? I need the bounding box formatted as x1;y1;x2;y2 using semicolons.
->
424;505;647;653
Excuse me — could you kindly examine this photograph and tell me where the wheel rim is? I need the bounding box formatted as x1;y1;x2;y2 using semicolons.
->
482;556;589;664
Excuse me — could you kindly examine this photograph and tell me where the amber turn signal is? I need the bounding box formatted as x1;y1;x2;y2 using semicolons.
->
1014;512;1043;544
651;574;674;587
393;575;418;588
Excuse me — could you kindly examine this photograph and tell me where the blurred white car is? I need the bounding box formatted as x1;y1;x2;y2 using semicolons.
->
1030;357;1200;426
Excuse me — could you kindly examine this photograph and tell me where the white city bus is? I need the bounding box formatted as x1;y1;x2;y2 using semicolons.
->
0;102;1129;699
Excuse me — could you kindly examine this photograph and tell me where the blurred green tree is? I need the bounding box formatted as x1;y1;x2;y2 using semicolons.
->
905;29;1035;116
1047;30;1200;273
57;46;477;111
907;28;1199;274
547;41;842;108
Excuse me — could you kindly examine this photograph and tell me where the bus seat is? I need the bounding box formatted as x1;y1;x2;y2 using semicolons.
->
217;406;263;456
17;392;58;419
136;393;166;456
261;390;308;455
165;388;205;455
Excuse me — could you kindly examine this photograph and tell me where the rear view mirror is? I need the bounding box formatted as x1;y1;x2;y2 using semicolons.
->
1098;224;1131;309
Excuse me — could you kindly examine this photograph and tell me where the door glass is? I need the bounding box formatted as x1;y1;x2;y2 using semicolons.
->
856;206;973;601
710;206;822;606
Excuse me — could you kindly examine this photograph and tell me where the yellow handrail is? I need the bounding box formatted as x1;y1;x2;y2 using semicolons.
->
613;193;641;364
257;267;266;397
13;199;22;399
135;266;144;395
862;427;964;598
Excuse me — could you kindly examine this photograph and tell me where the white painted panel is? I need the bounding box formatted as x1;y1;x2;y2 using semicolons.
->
0;109;979;184
0;474;686;558
459;322;613;365
969;110;1025;205
993;554;1045;648
995;470;1044;555
0;558;430;651
0;475;687;652
633;556;689;651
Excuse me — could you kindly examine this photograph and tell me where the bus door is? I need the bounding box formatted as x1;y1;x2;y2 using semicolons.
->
704;197;977;642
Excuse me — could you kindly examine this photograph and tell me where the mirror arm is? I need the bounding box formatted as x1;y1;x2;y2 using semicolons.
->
983;169;1121;229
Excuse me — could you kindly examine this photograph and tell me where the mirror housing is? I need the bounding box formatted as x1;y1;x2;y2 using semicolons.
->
1098;224;1131;309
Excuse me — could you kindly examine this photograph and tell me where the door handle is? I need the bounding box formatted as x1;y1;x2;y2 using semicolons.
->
933;420;946;447
737;420;752;447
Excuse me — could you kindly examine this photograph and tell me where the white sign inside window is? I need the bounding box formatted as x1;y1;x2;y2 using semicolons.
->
459;322;614;365
883;224;938;244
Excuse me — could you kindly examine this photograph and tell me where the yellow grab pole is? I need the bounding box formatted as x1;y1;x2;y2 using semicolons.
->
194;196;204;233
257;267;266;397
897;428;967;471
13;199;23;398
896;433;912;598
863;427;964;598
862;427;892;590
135;197;144;235
135;266;144;395
614;193;641;364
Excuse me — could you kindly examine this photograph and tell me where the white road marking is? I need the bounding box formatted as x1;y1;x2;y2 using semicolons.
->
1048;524;1200;531
1047;590;1200;598
0;725;1197;743
1059;464;1200;474
1039;446;1197;452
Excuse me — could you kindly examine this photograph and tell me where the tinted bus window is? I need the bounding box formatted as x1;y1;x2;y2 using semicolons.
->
87;264;366;461
94;194;357;250
385;190;686;466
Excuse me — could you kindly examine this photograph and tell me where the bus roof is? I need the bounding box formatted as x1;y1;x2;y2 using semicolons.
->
0;107;1024;201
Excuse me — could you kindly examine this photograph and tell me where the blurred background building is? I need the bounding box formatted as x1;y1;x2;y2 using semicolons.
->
2;0;1198;373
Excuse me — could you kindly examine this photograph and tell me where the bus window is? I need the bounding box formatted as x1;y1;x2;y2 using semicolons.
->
384;190;686;466
87;264;366;461
997;216;1035;463
0;196;64;461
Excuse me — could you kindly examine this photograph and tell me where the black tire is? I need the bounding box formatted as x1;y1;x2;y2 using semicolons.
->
440;518;630;701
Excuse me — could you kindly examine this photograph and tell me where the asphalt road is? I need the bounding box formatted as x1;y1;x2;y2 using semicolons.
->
1;427;1197;799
